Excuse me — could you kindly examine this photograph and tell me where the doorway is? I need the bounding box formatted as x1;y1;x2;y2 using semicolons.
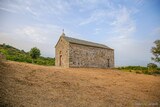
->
60;55;62;66
107;59;110;67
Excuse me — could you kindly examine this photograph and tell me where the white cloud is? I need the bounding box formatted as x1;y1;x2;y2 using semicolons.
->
0;24;82;57
0;24;64;57
73;0;112;12
15;27;47;43
0;0;71;20
103;6;145;66
79;10;107;25
110;6;136;39
135;0;145;6
78;1;114;26
25;6;39;17
0;7;16;13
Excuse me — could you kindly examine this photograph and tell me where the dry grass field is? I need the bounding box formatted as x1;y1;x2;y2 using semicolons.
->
0;61;160;107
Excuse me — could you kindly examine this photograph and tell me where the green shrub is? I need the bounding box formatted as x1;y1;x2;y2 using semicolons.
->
0;49;8;55
0;44;55;66
25;58;32;63
152;71;160;74
142;70;152;75
147;63;157;68
147;63;157;72
117;66;148;70
117;65;160;75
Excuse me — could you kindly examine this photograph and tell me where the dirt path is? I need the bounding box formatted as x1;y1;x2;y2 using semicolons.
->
0;61;160;107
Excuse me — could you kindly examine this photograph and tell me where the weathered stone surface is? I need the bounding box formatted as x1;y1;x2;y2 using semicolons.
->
69;43;114;68
55;36;69;67
55;35;114;68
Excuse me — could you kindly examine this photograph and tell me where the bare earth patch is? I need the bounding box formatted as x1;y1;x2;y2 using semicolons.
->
0;61;160;107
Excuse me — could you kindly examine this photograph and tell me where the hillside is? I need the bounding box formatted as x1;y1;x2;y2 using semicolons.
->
0;44;55;65
0;61;160;107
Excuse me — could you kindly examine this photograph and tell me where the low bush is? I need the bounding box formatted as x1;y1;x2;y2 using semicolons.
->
117;66;160;75
147;63;157;73
117;66;148;70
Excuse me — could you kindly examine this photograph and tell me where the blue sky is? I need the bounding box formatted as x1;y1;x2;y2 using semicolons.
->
0;0;160;66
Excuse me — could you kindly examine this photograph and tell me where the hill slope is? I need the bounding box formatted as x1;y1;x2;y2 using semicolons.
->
0;44;55;65
0;61;160;107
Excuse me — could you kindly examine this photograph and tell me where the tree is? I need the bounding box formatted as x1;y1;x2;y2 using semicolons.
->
147;63;157;68
147;63;157;72
151;40;160;63
29;47;41;63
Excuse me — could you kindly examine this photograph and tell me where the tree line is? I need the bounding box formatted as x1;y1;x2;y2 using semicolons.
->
0;44;55;66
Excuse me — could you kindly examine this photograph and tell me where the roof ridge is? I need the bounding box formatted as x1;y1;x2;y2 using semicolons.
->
65;36;105;45
63;36;113;50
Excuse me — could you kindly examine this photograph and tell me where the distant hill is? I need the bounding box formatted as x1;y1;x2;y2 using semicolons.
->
0;43;55;66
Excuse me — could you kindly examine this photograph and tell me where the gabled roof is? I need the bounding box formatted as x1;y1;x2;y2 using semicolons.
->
61;34;113;50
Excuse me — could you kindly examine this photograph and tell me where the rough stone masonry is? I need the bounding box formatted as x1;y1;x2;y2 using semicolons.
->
55;33;114;68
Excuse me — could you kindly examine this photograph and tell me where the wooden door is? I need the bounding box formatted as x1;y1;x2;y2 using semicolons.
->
60;55;62;66
107;59;110;67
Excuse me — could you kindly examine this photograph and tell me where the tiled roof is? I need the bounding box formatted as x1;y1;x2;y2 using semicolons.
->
63;35;113;50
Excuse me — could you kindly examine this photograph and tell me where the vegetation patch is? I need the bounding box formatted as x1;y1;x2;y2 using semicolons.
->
0;43;55;66
117;66;160;75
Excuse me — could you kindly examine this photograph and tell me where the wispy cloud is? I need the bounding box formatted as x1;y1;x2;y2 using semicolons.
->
78;2;136;40
0;7;16;13
0;24;63;56
15;27;47;43
135;0;145;6
110;6;136;39
15;24;64;44
79;10;107;25
0;24;82;57
102;5;140;66
0;0;71;20
78;0;114;26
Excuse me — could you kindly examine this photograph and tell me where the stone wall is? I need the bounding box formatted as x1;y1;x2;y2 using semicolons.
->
55;37;69;67
69;43;114;68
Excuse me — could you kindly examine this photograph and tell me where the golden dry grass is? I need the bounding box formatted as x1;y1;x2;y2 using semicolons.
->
0;61;160;107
